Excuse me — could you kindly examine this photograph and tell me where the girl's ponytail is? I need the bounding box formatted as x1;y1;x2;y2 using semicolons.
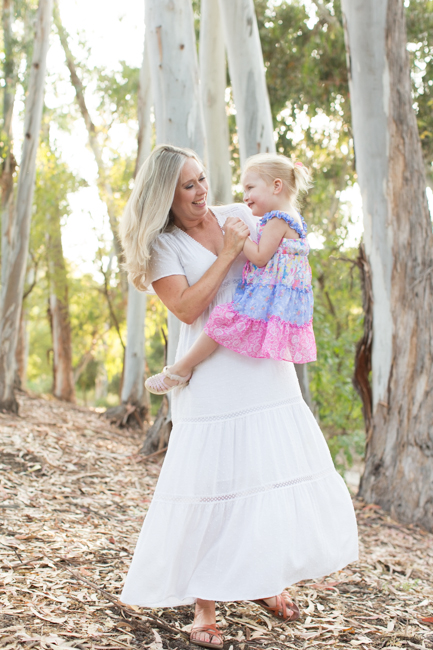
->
293;162;313;198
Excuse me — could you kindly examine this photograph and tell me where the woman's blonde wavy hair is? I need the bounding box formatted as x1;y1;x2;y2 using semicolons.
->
119;144;202;291
242;153;313;213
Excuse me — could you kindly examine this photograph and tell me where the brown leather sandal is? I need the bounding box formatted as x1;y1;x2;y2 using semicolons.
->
252;591;300;622
190;623;224;649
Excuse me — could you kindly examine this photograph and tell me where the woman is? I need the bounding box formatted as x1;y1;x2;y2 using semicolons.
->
119;144;358;649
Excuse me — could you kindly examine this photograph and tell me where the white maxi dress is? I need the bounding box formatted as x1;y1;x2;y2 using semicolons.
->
121;203;358;608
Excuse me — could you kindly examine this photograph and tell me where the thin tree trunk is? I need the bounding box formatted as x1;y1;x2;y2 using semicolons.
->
199;0;232;205
15;307;27;388
0;0;52;413
218;0;275;167
1;0;18;287
218;0;312;406
121;29;151;412
145;0;206;159
53;0;127;294
47;208;75;402
342;0;433;530
144;0;207;451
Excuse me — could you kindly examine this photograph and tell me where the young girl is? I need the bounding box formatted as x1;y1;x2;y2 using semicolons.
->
145;153;316;395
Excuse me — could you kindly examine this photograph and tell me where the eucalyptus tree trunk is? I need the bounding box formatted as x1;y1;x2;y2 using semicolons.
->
146;0;206;158
0;0;52;413
53;1;127;294
1;0;18;289
218;0;312;406
199;0;232;205
342;0;433;530
218;0;275;167
47;208;75;402
143;0;207;453
121;31;151;414
15;308;27;388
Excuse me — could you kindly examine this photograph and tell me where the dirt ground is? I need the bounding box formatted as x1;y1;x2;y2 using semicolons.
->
1;393;432;650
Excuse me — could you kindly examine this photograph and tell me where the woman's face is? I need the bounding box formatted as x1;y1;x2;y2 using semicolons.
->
171;158;209;227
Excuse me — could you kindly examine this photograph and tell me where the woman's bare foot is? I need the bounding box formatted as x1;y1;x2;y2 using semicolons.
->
191;599;221;645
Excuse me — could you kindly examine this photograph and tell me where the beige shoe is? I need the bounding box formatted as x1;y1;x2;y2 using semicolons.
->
145;366;192;395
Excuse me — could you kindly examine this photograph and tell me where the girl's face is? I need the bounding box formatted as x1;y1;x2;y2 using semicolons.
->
242;170;279;217
171;158;209;226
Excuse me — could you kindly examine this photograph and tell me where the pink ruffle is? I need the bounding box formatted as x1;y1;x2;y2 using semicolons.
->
204;304;317;363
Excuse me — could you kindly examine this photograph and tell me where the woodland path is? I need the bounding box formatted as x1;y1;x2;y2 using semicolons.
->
0;394;432;650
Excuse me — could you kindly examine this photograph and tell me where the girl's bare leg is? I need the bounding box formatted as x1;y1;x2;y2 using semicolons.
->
162;332;219;387
192;599;220;644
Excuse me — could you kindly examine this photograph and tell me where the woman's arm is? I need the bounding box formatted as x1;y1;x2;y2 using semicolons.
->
153;217;249;324
243;217;298;267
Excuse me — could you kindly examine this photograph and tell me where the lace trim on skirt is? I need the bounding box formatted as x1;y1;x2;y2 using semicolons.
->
153;467;336;505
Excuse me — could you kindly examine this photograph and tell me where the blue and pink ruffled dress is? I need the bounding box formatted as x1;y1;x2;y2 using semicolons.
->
204;210;317;364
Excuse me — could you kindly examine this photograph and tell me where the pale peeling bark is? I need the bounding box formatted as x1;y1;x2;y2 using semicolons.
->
0;0;52;413
145;0;207;356
122;284;147;406
1;0;18;292
218;0;312;406
121;32;152;409
342;0;433;530
199;0;232;205
47;211;75;402
144;0;207;450
145;0;206;160
218;0;275;166
15;308;28;388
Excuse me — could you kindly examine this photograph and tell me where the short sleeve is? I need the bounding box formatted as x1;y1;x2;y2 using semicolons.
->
146;234;186;291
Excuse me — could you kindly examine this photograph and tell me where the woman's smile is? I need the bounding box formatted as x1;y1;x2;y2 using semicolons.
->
192;195;207;207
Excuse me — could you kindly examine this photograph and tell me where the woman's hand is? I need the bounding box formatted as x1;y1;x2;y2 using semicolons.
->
221;217;250;259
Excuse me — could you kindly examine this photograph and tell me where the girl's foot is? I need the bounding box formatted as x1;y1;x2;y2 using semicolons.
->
252;592;300;622
190;600;223;648
144;366;192;395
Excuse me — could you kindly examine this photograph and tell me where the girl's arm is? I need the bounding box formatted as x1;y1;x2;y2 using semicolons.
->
153;218;249;325
243;217;298;267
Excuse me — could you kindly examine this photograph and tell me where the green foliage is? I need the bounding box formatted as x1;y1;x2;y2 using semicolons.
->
96;62;140;123
406;0;433;180
256;0;348;121
76;358;98;392
309;247;365;468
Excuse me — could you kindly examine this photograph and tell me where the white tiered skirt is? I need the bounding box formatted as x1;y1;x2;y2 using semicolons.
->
121;281;358;608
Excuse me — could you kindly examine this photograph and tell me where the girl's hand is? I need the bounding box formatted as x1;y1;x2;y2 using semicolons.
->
221;217;250;259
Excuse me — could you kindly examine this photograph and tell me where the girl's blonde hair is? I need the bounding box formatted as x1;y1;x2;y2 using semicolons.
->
119;144;202;291
242;153;313;212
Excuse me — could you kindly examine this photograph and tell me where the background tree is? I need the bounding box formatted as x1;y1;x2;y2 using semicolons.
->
200;0;232;205
143;0;207;453
342;0;433;530
0;0;53;413
39;129;77;402
53;0;127;294
119;28;152;424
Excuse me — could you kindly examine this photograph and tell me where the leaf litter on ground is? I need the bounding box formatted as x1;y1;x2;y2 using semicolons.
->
0;393;433;649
